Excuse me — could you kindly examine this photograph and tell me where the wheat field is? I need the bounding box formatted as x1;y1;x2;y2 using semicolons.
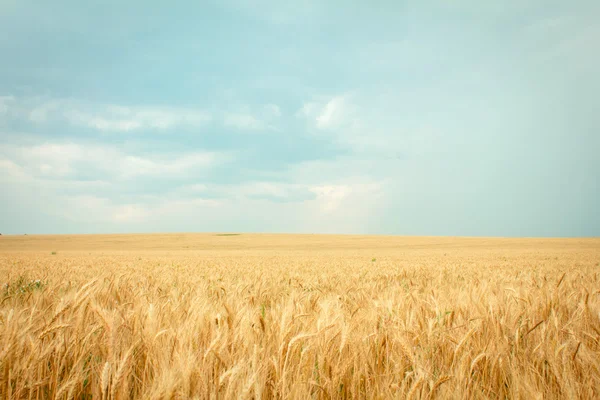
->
0;234;599;399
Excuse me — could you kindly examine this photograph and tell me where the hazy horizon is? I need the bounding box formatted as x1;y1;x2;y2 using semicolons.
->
1;232;598;240
1;1;598;237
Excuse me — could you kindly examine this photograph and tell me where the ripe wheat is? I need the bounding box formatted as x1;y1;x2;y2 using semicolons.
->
1;234;599;399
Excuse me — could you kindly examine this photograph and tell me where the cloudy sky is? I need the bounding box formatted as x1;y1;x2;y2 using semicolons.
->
1;1;598;236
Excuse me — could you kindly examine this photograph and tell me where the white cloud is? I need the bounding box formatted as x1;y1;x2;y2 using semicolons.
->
0;159;29;181
183;183;208;192
298;95;353;130
153;198;220;215
223;112;264;130
177;181;312;203
264;104;281;117
1;154;386;233
228;181;312;201
2;97;212;132
70;195;111;210
119;152;219;179
0;142;228;181
61;195;221;225
28;100;61;123
223;103;282;131
243;182;299;198
112;204;150;223
309;182;384;213
296;91;451;158
176;177;384;219
1;143;84;178
316;96;348;130
0;95;15;115
62;104;212;132
3;95;285;133
64;110;140;131
135;180;381;231
309;185;350;212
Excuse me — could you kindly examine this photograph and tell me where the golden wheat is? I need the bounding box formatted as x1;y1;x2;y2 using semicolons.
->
1;233;599;399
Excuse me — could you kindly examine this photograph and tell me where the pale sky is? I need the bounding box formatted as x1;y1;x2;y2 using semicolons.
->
1;1;598;236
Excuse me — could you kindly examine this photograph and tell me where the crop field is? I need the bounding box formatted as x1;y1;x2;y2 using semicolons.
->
0;233;599;399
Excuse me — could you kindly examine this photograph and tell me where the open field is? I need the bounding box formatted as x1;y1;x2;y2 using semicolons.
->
1;234;599;399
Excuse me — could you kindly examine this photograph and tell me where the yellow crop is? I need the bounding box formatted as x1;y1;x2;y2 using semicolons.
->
1;234;599;399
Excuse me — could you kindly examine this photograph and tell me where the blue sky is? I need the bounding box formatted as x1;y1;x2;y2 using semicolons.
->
1;0;598;236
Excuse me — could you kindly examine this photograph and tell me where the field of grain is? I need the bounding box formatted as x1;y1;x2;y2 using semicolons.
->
1;234;599;399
